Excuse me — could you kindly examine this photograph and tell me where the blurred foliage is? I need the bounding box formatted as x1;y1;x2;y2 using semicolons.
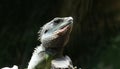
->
0;0;120;69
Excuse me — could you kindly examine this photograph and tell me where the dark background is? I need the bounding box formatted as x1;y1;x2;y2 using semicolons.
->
0;0;120;69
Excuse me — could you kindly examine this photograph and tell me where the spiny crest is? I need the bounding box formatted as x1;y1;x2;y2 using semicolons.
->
37;27;43;41
33;45;45;55
37;22;50;41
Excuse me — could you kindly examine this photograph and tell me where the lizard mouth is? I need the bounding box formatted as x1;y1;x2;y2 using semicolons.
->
55;24;72;36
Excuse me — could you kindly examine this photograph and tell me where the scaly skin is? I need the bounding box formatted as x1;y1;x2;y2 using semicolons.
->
27;17;73;69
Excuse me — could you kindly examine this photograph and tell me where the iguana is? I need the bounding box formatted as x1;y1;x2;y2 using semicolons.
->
27;17;74;69
1;17;74;69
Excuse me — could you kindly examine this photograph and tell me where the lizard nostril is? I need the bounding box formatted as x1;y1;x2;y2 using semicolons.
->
68;19;73;23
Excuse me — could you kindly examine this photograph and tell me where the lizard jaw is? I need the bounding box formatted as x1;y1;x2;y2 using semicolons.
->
54;24;72;36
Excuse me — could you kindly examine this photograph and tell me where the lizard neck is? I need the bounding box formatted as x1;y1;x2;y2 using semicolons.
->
45;46;64;58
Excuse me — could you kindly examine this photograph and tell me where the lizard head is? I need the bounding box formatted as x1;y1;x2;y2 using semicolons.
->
38;17;73;48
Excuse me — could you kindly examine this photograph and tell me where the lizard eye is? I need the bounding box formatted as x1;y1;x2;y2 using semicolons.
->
54;19;63;24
